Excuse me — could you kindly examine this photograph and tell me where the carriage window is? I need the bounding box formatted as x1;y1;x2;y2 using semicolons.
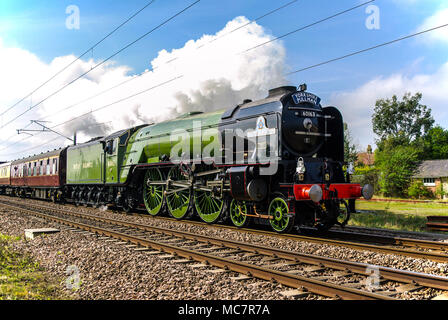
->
53;159;58;174
46;159;50;175
28;163;32;176
33;162;37;176
39;161;43;175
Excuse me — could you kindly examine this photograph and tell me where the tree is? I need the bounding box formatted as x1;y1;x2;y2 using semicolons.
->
372;92;434;143
344;122;358;164
423;126;448;160
375;144;420;197
371;92;435;197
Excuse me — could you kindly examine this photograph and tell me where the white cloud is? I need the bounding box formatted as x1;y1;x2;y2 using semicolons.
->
0;16;287;160
329;61;448;150
416;8;448;44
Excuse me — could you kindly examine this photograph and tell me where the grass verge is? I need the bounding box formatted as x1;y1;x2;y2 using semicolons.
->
0;233;67;300
349;200;448;232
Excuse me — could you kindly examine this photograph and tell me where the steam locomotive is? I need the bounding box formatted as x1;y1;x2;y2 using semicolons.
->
0;85;372;233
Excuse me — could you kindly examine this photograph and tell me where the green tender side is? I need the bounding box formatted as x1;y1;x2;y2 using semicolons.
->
120;110;225;181
67;141;104;185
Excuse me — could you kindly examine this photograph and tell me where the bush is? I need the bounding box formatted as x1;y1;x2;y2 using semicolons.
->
407;180;434;199
352;166;379;194
435;184;446;199
375;145;420;198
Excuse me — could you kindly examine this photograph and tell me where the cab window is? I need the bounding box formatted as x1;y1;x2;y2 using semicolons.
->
106;140;117;155
119;132;129;146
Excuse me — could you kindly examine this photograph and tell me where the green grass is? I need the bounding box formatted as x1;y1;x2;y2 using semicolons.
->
349;200;448;232
0;233;67;300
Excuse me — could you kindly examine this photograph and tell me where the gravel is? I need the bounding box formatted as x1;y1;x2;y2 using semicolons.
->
1;196;447;300
0;205;322;300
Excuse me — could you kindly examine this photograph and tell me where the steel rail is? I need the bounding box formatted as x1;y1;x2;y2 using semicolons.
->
0;202;394;300
2;197;448;260
304;228;448;251
138;213;448;262
1;199;448;292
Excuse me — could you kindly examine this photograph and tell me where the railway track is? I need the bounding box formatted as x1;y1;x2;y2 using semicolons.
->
1;198;448;300
131;213;448;263
2;196;448;262
426;216;448;232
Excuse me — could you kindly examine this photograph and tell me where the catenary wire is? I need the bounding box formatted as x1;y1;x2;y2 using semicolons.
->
240;0;375;54
36;0;300;123
2;9;446;159
287;23;448;75
0;0;200;131
0;0;157;118
0;0;299;154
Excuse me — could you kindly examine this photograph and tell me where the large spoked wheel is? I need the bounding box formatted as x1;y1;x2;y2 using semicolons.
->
143;168;165;216
194;189;224;224
268;196;294;233
166;166;191;220
229;199;250;228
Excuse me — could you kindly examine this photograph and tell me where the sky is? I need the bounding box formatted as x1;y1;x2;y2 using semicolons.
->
0;0;447;161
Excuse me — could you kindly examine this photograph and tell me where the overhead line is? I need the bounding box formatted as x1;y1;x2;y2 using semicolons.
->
0;137;62;158
0;0;200;131
287;23;448;75
197;0;299;49
4;4;446;158
52;75;183;129
44;23;448;140
1;75;182;155
0;0;157;118
37;0;298;123
0;0;298;153
241;0;375;54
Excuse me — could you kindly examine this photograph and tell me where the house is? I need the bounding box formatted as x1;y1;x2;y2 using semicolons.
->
357;152;374;166
413;160;448;199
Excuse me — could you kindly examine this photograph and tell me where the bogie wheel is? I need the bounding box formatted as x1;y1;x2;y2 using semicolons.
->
143;168;165;216
268;195;295;233
166;166;192;219
229;199;250;228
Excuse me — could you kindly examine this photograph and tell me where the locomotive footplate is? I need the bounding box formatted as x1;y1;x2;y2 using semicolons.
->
291;183;373;202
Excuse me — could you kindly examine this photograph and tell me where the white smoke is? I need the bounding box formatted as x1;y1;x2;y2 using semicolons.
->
0;16;288;160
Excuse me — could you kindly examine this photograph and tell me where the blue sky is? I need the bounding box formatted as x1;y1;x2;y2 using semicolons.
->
1;0;445;86
0;0;447;158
